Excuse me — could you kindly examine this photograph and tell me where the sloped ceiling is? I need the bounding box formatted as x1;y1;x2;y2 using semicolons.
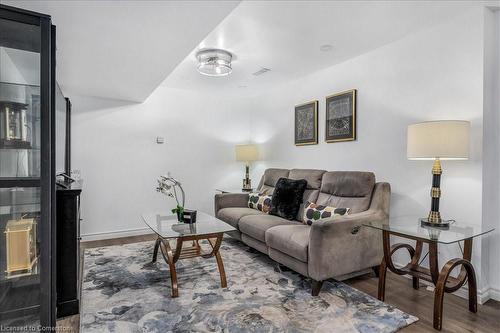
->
163;1;480;95
3;1;491;101
3;0;240;102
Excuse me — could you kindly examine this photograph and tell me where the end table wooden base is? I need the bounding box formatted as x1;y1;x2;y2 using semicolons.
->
378;230;477;330
152;232;227;298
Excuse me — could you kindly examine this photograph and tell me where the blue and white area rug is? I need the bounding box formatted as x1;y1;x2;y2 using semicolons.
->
81;237;417;332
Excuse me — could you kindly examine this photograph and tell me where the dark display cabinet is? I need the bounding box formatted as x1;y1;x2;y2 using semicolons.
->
0;4;56;329
56;183;81;318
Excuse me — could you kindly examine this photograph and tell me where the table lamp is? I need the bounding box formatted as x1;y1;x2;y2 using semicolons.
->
407;120;470;228
235;144;259;191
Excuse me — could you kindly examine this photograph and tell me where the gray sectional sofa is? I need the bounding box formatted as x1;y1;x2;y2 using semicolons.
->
214;168;390;295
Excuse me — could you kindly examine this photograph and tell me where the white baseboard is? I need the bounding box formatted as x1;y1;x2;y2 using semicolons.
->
81;227;154;242
479;286;500;302
393;262;495;305
452;284;491;305
487;287;500;302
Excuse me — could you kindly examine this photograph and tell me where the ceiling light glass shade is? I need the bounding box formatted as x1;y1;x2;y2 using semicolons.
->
196;49;232;77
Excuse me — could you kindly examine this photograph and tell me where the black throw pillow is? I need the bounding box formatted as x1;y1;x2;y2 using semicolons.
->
270;178;308;220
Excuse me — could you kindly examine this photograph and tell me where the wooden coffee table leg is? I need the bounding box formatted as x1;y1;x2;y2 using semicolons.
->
156;234;229;297
160;239;179;297
152;238;161;263
208;234;227;288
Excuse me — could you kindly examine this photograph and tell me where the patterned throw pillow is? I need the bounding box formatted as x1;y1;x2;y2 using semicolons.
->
248;192;272;213
302;201;350;225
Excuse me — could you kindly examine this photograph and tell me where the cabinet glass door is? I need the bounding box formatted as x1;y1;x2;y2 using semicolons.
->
0;7;54;330
0;20;41;178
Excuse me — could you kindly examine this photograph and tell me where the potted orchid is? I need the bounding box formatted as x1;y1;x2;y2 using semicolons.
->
156;175;186;222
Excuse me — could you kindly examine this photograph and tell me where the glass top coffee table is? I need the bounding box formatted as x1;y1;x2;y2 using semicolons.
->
364;216;494;330
142;211;236;297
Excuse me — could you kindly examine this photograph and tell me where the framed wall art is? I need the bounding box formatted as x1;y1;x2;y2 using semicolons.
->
294;100;318;146
325;89;356;142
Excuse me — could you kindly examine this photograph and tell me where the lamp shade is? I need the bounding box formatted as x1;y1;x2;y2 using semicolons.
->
407;120;470;160
235;144;259;162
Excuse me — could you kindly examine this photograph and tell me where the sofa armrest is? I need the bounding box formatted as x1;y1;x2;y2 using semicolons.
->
308;209;386;281
214;193;249;215
369;182;391;215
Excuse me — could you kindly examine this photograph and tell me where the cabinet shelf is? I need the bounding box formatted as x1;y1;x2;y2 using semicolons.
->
0;147;41;151
0;258;39;282
0;81;40;88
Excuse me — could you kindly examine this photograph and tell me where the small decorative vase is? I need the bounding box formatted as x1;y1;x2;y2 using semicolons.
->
182;210;197;224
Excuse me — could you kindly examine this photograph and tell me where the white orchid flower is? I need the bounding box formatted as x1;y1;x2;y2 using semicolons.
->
156;174;185;207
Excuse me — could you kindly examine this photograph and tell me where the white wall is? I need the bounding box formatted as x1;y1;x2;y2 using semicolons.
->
482;7;500;300
70;3;497;301
72;87;251;239
249;9;492;298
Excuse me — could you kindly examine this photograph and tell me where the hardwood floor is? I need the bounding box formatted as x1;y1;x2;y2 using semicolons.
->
80;233;157;250
347;274;500;333
56;234;157;333
56;235;500;332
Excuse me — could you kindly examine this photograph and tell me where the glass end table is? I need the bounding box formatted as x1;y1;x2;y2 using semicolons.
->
215;188;254;193
363;217;494;330
142;211;236;297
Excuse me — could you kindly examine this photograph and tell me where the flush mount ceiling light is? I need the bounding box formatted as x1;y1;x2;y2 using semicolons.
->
196;48;232;77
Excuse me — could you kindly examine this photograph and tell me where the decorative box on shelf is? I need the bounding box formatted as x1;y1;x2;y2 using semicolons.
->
0;100;32;149
5;218;38;275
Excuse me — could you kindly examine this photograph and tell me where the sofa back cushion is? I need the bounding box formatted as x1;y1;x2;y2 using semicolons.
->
289;169;326;220
317;171;375;213
258;168;290;194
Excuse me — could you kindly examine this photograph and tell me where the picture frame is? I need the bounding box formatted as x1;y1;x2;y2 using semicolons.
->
294;100;318;146
325;89;356;142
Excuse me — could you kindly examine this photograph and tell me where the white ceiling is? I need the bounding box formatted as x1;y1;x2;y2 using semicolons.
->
162;1;479;95
3;0;240;102
2;1;489;101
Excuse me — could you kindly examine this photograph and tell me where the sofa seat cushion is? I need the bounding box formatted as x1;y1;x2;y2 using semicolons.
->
265;225;310;262
239;214;298;242
217;207;266;228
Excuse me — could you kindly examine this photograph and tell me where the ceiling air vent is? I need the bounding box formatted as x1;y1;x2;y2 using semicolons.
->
252;67;271;76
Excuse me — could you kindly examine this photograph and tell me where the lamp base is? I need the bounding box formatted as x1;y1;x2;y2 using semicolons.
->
242;164;252;192
242;177;252;191
420;218;450;229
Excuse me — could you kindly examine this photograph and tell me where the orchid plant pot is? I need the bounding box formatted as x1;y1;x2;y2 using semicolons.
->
176;210;184;223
